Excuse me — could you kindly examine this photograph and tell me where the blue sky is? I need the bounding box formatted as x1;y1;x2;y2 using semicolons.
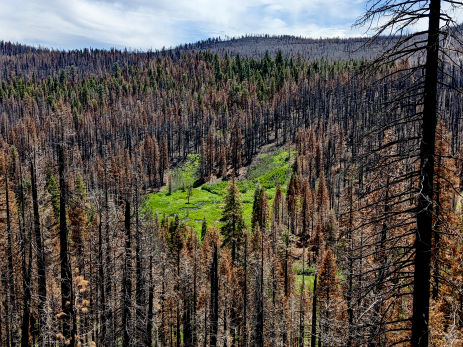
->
0;0;370;50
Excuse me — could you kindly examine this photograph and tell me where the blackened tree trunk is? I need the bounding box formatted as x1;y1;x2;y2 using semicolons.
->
299;248;305;347
19;164;31;347
183;293;192;347
31;160;46;340
59;143;74;346
346;180;354;347
160;262;166;347
311;275;317;347
104;168;112;346
193;238;197;346
122;200;132;347
254;232;264;347
146;252;154;346
209;244;219;347
135;182;144;343
98;217;105;345
5;161;17;347
21;235;32;347
243;234;248;347
1;270;11;346
411;1;441;345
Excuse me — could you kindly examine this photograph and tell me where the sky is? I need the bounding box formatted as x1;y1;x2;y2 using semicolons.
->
0;0;373;51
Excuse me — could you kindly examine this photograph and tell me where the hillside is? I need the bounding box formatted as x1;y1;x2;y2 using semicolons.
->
175;34;387;60
1;34;382;63
0;20;462;346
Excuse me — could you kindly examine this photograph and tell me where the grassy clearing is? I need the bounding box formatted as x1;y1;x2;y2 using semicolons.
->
144;146;294;233
246;148;292;189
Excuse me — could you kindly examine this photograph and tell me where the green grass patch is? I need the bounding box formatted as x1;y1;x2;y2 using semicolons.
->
246;148;293;189
145;146;292;233
145;187;224;232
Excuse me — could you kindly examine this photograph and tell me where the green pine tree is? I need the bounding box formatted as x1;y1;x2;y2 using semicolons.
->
251;183;262;231
220;178;246;263
201;216;207;241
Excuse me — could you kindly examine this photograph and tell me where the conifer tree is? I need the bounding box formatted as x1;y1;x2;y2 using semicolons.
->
301;180;314;239
316;171;329;216
201;139;207;182
286;171;300;234
251;184;270;232
58;130;75;346
153;136;161;187
209;239;219;347
161;134;169;184
220;178;246;263
251;226;264;347
354;1;463;344
172;223;185;347
230;122;243;177
338;168;358;347
272;184;284;246
30;158;47;342
201;216;207;241
122;198;132;347
69;173;88;273
220;144;228;179
318;249;342;346
278;230;295;297
0;151;18;346
206;127;215;179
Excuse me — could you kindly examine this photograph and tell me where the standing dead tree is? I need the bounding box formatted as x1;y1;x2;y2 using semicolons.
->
352;1;463;345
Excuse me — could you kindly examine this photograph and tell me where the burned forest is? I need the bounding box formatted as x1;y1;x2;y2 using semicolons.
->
1;1;463;346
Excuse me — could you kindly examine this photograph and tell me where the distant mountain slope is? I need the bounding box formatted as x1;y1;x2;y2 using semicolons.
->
178;35;386;60
1;34;386;61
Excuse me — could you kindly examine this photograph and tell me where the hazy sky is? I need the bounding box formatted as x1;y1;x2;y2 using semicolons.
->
0;0;369;50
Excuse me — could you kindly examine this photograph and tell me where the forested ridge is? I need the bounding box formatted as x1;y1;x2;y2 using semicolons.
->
0;16;463;347
0;34;384;62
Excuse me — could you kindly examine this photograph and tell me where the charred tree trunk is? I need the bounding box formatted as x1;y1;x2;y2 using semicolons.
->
411;1;441;346
19;164;31;347
135;184;144;343
1;270;11;347
209;244;219;347
98;217;105;345
5;162;17;347
243;235;248;347
21;234;32;347
193;240;197;346
122;200;132;347
31;160;47;340
311;275;317;347
254;233;264;347
146;247;154;346
59;143;75;346
299;248;305;347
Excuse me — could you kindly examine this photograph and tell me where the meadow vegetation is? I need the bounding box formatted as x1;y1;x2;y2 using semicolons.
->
145;147;293;233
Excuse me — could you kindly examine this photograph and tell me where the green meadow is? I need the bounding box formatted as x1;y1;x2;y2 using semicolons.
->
144;146;294;233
